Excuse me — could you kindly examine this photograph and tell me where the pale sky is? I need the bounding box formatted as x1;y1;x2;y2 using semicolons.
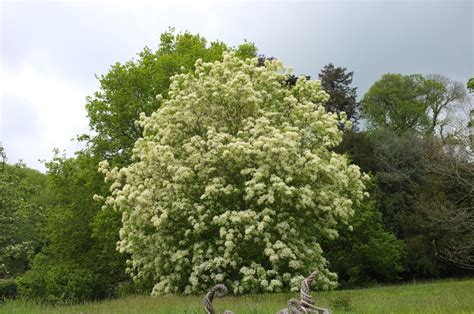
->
1;0;473;172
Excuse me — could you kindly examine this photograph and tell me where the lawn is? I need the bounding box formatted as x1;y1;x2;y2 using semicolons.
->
1;278;473;313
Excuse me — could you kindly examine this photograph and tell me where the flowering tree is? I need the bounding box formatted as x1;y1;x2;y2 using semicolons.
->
99;53;368;295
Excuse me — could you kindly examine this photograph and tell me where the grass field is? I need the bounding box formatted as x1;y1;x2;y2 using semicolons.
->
1;278;473;313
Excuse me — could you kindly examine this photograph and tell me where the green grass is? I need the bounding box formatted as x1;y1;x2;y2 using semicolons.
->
1;278;473;313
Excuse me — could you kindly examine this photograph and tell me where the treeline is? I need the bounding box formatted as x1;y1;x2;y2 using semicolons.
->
1;29;473;303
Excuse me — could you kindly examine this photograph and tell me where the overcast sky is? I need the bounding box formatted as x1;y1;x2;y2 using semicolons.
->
1;0;473;172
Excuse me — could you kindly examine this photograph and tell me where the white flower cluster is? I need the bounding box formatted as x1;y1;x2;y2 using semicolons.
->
99;52;369;295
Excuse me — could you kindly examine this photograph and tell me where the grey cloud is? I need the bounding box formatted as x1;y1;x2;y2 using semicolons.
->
1;1;472;171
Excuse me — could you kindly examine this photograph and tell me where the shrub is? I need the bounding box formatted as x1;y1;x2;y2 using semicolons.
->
17;254;98;304
0;279;17;300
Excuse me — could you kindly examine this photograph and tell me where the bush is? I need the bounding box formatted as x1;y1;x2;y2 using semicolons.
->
17;254;98;304
330;295;353;312
0;279;17;300
323;196;406;288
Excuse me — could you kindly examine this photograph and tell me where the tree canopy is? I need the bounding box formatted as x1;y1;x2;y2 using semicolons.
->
0;148;50;279
318;63;360;127
100;53;369;294
362;74;430;134
362;73;468;135
84;29;257;166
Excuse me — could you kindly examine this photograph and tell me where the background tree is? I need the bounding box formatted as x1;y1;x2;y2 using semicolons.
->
319;63;360;127
362;74;430;134
335;129;440;279
424;74;468;136
0;148;50;279
355;73;472;278
337;129;427;237
17;151;116;303
407;131;473;271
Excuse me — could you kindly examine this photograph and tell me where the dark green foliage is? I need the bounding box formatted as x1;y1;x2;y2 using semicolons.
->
337;129;473;278
337;129;428;237
362;73;468;136
402;236;441;277
0;279;17;300
405;137;474;273
324;194;405;288
319;63;360;127
335;130;443;279
334;131;377;172
356;72;472;277
330;134;408;286
368;131;428;237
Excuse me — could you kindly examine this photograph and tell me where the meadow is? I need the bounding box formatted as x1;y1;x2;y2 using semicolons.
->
1;278;473;314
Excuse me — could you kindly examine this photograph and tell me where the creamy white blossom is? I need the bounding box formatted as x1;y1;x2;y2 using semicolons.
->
99;52;368;295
